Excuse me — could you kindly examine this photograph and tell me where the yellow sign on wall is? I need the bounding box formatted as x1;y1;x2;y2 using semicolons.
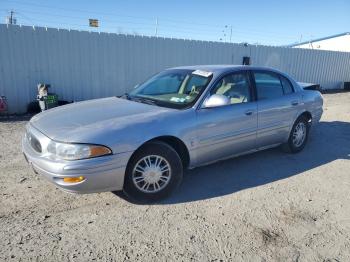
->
89;19;99;27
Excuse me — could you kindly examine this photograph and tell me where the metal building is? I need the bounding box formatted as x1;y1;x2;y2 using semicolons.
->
290;32;350;52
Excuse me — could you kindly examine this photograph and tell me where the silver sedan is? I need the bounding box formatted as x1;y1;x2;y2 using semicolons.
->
22;65;323;202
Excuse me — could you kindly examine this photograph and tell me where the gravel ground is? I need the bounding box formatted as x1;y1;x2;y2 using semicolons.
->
1;93;350;261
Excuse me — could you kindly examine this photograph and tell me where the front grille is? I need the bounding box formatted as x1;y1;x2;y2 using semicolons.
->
27;130;42;153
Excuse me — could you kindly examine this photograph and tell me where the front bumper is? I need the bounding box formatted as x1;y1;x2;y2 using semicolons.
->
22;126;133;193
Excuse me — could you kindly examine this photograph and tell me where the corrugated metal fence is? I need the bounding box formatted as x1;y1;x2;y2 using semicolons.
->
1;24;350;113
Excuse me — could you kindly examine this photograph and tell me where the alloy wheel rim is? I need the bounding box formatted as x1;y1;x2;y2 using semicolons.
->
292;122;306;147
132;155;171;193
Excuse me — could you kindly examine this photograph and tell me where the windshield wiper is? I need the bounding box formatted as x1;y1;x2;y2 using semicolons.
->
133;97;157;105
119;93;131;100
120;93;158;106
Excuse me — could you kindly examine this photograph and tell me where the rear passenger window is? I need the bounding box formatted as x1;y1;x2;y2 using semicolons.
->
254;72;283;100
280;76;294;94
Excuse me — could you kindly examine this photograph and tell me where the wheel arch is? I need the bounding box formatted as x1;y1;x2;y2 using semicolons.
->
282;110;311;153
297;110;312;125
128;135;190;169
285;110;313;142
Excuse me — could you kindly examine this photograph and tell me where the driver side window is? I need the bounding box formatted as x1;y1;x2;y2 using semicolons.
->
211;72;251;104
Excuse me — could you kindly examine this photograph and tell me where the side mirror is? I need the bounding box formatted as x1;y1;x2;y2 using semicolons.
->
202;94;230;108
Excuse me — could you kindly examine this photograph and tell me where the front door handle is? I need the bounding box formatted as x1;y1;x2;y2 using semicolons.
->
245;110;254;116
291;101;299;106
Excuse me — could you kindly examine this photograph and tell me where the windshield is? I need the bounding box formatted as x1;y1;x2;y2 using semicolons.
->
128;69;213;109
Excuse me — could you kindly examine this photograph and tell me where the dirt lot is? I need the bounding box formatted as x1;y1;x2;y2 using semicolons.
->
1;93;350;261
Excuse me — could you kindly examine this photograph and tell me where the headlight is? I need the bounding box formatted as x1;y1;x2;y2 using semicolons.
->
47;141;112;160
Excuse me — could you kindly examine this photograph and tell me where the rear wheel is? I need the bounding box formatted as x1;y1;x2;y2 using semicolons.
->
282;116;310;153
123;141;183;203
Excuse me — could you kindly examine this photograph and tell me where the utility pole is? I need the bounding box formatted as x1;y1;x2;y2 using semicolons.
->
155;18;158;37
6;10;16;25
221;25;232;43
10;10;14;24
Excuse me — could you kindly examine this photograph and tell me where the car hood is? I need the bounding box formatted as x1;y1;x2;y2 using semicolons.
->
30;97;172;143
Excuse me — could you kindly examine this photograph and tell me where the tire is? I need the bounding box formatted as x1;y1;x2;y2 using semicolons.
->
123;141;183;203
282;116;310;153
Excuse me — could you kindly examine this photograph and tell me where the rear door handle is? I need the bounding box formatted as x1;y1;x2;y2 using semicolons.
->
245;110;254;116
291;101;299;106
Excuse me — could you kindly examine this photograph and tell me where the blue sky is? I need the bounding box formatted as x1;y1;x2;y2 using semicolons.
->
1;0;349;45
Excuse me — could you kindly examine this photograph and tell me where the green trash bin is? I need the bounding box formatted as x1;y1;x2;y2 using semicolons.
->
44;94;58;109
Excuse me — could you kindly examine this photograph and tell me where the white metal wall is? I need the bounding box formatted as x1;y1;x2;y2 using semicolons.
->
1;24;350;113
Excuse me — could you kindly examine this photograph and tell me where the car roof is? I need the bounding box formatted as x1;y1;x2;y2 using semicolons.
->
169;65;285;75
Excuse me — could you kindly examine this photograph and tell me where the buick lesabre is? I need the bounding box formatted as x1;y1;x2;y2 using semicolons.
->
22;65;323;202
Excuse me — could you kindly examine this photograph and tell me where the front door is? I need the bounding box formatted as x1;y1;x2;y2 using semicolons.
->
194;71;258;165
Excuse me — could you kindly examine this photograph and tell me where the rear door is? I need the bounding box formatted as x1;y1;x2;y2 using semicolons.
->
194;71;258;165
252;70;301;148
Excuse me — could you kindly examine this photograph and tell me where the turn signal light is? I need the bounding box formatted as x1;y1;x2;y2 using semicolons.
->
90;146;111;157
63;176;85;183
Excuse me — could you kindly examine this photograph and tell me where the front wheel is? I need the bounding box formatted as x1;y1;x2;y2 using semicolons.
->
282;116;310;153
123;141;183;203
